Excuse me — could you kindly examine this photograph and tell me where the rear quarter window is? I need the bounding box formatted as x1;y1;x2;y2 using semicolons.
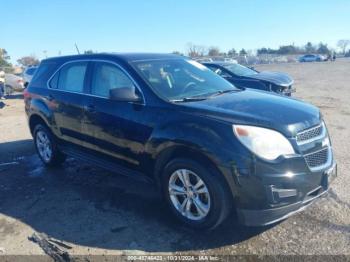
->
29;62;58;88
57;62;88;93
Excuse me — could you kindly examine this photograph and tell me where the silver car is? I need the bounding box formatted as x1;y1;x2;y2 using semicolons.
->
4;73;24;94
299;54;325;62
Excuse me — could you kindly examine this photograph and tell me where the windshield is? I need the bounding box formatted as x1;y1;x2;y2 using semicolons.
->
131;59;238;101
223;63;257;77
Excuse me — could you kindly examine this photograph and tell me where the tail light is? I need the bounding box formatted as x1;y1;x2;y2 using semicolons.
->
23;88;30;99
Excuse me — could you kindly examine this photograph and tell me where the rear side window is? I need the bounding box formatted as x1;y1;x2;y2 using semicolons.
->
30;62;58;88
54;62;88;93
91;62;134;97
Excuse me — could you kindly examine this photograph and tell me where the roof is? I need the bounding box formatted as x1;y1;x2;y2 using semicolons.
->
42;53;182;63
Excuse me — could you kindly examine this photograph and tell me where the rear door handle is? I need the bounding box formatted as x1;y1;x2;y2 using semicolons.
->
84;104;96;113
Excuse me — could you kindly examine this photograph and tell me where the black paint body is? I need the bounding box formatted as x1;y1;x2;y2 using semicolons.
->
25;53;336;226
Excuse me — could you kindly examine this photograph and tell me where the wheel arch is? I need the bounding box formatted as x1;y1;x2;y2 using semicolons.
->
28;97;55;136
153;144;236;203
29;114;50;136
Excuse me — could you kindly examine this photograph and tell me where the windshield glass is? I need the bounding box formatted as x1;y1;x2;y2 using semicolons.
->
131;59;237;101
223;63;257;77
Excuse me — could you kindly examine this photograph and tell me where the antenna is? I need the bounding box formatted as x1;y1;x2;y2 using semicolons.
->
75;43;81;54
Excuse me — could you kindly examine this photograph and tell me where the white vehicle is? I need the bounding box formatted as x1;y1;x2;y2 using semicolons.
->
22;66;38;87
222;58;238;63
5;73;24;94
211;57;238;63
194;57;213;63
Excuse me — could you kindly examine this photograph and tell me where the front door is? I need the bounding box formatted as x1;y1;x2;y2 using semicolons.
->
83;61;151;170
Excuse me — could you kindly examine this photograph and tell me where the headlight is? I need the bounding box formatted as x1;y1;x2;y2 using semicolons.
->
233;125;295;160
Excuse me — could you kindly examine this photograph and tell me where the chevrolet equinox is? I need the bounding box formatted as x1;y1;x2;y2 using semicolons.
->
24;53;337;229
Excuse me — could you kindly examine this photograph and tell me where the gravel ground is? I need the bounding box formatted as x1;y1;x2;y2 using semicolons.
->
0;59;349;260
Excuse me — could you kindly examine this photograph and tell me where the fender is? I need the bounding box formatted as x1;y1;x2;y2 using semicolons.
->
145;116;242;199
28;97;56;134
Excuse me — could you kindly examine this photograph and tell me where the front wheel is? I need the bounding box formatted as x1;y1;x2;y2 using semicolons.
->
33;124;66;167
162;158;232;229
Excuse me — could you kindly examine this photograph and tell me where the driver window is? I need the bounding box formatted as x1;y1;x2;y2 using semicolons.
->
91;62;134;97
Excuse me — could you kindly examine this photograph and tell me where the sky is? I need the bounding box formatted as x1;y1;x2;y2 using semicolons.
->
3;0;350;63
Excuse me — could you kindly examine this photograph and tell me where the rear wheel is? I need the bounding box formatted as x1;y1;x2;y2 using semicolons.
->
4;85;14;96
162;158;232;229
33;124;66;167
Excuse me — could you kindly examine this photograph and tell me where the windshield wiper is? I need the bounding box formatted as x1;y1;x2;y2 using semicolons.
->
205;89;240;98
171;89;239;103
170;97;208;103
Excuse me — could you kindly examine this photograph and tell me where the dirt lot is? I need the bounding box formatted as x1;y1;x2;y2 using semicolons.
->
0;59;349;260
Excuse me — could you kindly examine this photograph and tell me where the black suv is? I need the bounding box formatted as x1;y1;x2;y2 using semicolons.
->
25;53;336;229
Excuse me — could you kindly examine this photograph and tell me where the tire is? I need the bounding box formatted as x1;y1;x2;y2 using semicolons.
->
5;85;13;96
33;124;66;167
161;158;232;229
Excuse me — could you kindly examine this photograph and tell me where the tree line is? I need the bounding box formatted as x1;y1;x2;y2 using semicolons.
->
0;48;40;69
177;40;350;57
1;39;350;69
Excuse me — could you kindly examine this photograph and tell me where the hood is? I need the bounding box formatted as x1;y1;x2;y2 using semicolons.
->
248;71;294;87
182;89;321;137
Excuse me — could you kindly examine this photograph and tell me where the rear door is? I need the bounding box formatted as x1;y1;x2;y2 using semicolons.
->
47;61;91;146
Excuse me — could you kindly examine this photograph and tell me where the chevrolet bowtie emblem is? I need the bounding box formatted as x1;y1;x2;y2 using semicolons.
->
322;137;330;147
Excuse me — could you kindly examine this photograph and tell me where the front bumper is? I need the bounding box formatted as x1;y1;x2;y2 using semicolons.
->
236;162;337;226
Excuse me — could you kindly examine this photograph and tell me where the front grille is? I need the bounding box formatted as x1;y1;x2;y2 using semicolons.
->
304;147;329;169
297;124;324;144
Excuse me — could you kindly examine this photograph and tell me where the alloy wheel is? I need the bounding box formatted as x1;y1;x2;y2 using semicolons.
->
168;169;211;220
36;130;53;163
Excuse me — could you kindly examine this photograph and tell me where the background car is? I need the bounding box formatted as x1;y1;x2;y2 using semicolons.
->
203;62;295;96
4;73;24;94
298;54;326;62
22;66;38;87
210;57;238;63
194;57;213;63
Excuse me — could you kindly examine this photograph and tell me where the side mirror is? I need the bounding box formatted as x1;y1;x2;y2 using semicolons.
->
109;86;142;102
